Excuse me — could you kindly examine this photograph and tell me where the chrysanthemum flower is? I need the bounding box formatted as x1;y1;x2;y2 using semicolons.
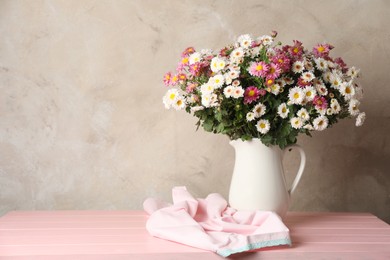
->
348;99;360;116
232;86;244;98
258;35;273;46
291;117;303;129
288;87;305;105
292;61;305;73
163;89;180;108
330;99;341;114
301;71;315;82
313;95;328;110
200;83;215;94
237;34;253;49
210;57;226;72
313;116;329;131
248;61;269;77
297;108;310;122
230;47;244;60
189;63;201;76
228;70;240;79
314;58;328;71
329;73;342;89
355;112;366;126
304;86;316;102
315;84;328;96
172;97;186;110
267;63;282;79
277;103;289;118
270;83;281;95
182;47;195;57
244;86;261;104
253;103;266;118
256;119;270;134
304;59;314;71
347;66;360;79
189;52;201;64
209;74;225;88
272;53;290;72
163;72;172;86
232;79;240;87
289;40;304;57
339;82;355;100
186;83;198;93
223;85;234;98
312;43;333;58
246;112;256;122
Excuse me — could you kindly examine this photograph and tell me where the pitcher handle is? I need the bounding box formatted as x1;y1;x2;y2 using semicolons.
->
283;144;306;196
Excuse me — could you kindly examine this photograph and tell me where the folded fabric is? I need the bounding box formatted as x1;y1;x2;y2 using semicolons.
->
144;186;291;257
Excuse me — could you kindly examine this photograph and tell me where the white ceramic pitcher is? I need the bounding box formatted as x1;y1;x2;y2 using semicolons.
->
228;138;306;218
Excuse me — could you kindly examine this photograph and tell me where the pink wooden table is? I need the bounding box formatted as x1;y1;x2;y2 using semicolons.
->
0;211;389;259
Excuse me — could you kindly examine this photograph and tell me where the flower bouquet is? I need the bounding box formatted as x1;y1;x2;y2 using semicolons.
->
162;31;365;149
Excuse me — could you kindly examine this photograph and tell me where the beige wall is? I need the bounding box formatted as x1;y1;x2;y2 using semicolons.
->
1;0;389;222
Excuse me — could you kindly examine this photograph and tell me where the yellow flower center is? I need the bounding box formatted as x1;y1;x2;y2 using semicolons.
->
293;47;299;53
176;100;182;106
260;123;266;128
256;64;263;71
248;90;255;97
169;93;176;100
181;57;189;64
317;46;325;53
346;87;351;94
306;91;312;97
282;107;286;113
293;93;300;99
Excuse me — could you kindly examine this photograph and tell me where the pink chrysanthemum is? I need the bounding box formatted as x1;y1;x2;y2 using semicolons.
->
312;43;333;58
189;63;201;76
176;56;190;72
297;77;311;88
271;52;290;72
313;95;328;110
181;47;195;57
289;40;304;58
163;72;172;86
267;63;282;79
244;86;261;104
186;83;198;93
248;61;269;77
334;57;348;72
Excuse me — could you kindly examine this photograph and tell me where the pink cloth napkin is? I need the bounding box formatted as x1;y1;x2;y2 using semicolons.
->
143;186;291;257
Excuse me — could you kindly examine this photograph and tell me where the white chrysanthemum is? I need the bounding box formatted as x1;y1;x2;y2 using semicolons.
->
315;84;328;96
232;79;240;87
347;66;360;79
253;103;266;118
297;108;310;122
230;47;244;60
258;35;273;46
292;61;305;73
209;74;225;88
223;85;234;98
172;96;186;110
225;75;232;85
339;82;355;100
322;71;333;83
201;94;212;107
210;57;226;72
356;112;366;127
290;117;303;129
232;86;244;98
189;52;201;64
277;103;289;118
271;83;281;95
228;69;240;79
348;99;360;116
200;83;215;94
163;89;180;108
313;116;329;131
329;73;342;89
301;71;315;82
246;112;256;122
288;87;305;105
314;57;329;71
330;99;341;114
304;86;316;102
326;108;333;115
304;59;314;71
256;119;270;134
283;77;294;85
237;34;252;49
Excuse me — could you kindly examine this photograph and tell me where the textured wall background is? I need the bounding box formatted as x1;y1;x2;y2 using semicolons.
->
1;0;389;223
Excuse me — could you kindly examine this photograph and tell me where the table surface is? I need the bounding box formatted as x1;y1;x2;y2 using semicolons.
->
0;211;389;259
